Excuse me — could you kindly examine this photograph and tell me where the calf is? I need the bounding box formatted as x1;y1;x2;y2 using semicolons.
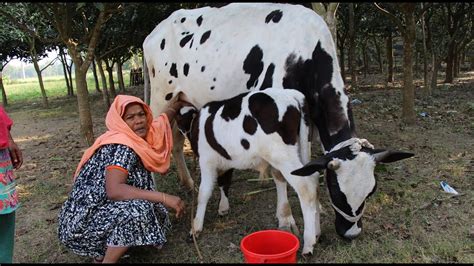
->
175;88;321;254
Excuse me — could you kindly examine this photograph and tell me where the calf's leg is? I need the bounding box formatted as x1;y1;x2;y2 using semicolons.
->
270;167;300;236
217;169;233;216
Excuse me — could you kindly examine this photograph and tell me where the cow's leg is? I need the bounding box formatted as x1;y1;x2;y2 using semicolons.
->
270;167;300;236
190;165;217;237
172;124;194;190
217;169;233;216
274;161;320;256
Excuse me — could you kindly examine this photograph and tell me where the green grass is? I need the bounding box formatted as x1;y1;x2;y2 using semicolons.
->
4;72;131;106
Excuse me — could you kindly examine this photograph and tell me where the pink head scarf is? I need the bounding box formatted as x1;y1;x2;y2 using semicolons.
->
73;95;173;180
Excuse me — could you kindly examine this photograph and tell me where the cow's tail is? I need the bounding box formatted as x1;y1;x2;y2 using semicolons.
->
143;51;151;105
298;96;311;165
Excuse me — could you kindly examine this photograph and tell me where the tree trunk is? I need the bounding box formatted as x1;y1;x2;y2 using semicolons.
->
97;59;111;107
32;56;49;109
362;40;368;77
373;36;383;73
421;3;428;90
92;59;101;94
59;48;73;96
74;66;94;146
339;43;346;83
430;58;440;92
401;12;416;125
0;71;8;106
311;3;339;49
444;41;455;83
105;60;117;98
348;3;357;90
117;62;125;92
66;60;74;96
386;33;394;83
453;47;460;77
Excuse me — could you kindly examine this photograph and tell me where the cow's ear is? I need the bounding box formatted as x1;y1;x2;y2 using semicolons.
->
291;157;328;176
370;149;414;163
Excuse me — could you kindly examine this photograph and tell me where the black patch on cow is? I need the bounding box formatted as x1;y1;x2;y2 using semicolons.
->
196;15;203;26
220;94;243;122
204;113;231;160
241;139;250;150
213;77;216;82
278;105;300;145
165;62;168;66
183;63;189;76
265;10;283;23
189;39;194;49
283;41;350;151
165;93;173;101
243;115;257;135
180;34;194;48
169;63;178;78
217;169;233;198
243;45;264;89
200;30;211;44
201;66;205;72
282;53;312;95
152;67;155;78
325;146;356;161
325;170;354;219
181;17;186;23
210;86;214;90
248;93;278;134
160;39;165;50
335;212;363;239
189;112;200;157
259;63;275;90
168;80;172;84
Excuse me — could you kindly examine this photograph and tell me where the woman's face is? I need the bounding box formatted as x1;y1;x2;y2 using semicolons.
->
123;103;149;139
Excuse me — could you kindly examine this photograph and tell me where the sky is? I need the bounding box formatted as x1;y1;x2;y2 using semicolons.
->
8;50;61;67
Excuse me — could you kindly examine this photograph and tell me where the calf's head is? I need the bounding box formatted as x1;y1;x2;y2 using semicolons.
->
175;105;198;137
291;138;414;239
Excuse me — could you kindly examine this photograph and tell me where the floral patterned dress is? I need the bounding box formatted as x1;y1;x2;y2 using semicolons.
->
57;144;171;258
0;149;18;214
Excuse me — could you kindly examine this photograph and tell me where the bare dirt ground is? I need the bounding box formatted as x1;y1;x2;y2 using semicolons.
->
7;72;474;263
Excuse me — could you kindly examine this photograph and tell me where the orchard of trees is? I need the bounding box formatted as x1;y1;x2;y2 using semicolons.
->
0;2;472;145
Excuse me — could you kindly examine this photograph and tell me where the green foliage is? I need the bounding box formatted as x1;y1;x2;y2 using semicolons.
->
3;72;131;105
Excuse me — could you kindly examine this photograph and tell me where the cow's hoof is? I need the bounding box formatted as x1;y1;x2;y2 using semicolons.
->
301;247;314;257
186;233;194;243
218;209;229;216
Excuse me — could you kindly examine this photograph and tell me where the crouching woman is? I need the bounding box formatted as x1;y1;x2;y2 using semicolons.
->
58;95;187;263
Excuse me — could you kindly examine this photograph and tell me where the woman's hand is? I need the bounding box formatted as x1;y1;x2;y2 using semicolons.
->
161;193;186;218
8;132;23;170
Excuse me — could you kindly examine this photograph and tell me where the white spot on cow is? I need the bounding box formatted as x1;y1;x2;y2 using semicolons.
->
335;153;376;216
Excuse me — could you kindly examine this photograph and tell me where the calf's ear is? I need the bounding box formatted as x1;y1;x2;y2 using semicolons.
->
291;157;328;176
370;149;414;163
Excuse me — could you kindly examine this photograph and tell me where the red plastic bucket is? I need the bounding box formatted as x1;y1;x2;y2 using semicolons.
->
240;230;300;263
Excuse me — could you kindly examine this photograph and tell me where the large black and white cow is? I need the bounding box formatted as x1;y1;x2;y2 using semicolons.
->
175;88;321;254
143;3;414;255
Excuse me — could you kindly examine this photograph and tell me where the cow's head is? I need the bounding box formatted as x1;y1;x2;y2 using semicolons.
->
291;138;414;239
